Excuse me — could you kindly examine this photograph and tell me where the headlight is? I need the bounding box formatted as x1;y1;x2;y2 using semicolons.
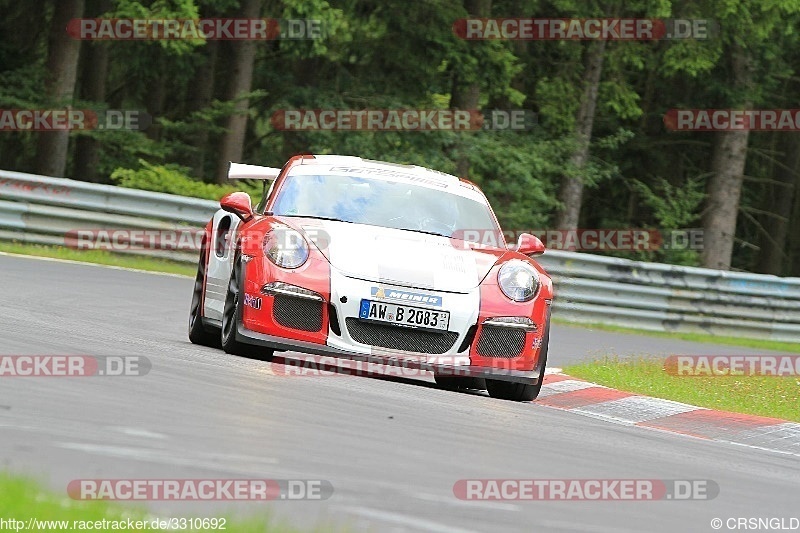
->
263;227;309;268
497;260;539;302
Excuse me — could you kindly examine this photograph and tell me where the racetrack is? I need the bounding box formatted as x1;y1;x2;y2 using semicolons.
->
1;253;798;532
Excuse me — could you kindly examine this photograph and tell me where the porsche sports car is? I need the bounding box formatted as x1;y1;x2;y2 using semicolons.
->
189;154;553;401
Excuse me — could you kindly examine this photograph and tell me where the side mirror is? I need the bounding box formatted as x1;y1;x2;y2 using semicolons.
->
515;233;545;256
220;192;254;222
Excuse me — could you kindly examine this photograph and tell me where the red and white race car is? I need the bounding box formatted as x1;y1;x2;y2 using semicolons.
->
189;154;553;401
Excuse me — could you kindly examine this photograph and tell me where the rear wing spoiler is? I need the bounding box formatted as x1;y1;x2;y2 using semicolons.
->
227;162;281;181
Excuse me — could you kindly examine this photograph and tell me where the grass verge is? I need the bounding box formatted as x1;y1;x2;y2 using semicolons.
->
0;472;323;532
564;357;800;422
553;318;800;354
0;241;195;277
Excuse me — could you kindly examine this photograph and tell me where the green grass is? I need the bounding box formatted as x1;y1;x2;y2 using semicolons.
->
0;241;195;277
553;317;800;354
0;472;336;532
565;357;800;422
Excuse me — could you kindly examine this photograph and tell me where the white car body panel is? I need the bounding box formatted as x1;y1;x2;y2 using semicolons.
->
203;210;239;322
298;220;490;293
326;268;478;364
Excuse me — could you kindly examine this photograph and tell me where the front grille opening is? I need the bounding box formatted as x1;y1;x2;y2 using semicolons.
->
273;294;323;332
328;303;342;336
345;318;458;354
476;326;525;358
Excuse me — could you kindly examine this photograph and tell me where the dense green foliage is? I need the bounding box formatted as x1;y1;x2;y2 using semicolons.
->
111;160;262;200
2;0;800;274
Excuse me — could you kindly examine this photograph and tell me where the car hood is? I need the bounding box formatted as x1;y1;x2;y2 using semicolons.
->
284;218;508;293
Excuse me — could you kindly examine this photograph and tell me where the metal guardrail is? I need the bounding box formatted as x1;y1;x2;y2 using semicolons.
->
2;169;800;343
536;252;800;342
0;170;217;263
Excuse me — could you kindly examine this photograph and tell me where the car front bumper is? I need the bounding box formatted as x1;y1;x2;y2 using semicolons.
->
238;258;548;384
235;321;543;384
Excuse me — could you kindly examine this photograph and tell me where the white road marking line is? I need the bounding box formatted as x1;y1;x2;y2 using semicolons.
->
727;422;800;452
56;442;279;475
111;427;169;440
411;491;520;512
536;519;644;533
341;506;479;533
719;439;800;458
0;251;190;278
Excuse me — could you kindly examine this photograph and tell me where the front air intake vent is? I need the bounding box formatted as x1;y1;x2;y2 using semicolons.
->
273;295;323;332
476;326;525;358
345;318;458;354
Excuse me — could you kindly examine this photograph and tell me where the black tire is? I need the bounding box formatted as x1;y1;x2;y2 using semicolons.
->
434;375;486;391
221;253;273;360
188;240;221;348
486;315;550;402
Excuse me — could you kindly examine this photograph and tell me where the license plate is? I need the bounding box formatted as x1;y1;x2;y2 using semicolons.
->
359;299;450;331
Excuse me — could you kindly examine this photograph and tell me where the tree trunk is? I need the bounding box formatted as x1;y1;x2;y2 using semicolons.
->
73;0;111;183
554;39;606;230
701;131;750;270
144;57;167;142
185;40;219;179
216;0;263;183
785;145;800;276
34;0;85;178
754;133;800;274
701;46;753;270
449;82;480;177
449;0;491;178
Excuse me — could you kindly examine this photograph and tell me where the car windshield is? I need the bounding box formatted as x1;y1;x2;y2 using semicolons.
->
270;173;500;238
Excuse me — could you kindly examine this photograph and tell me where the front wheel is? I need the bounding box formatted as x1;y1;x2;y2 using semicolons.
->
486;315;549;402
221;254;273;360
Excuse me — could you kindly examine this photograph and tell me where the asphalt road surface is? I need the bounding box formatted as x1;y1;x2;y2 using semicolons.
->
1;254;798;532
